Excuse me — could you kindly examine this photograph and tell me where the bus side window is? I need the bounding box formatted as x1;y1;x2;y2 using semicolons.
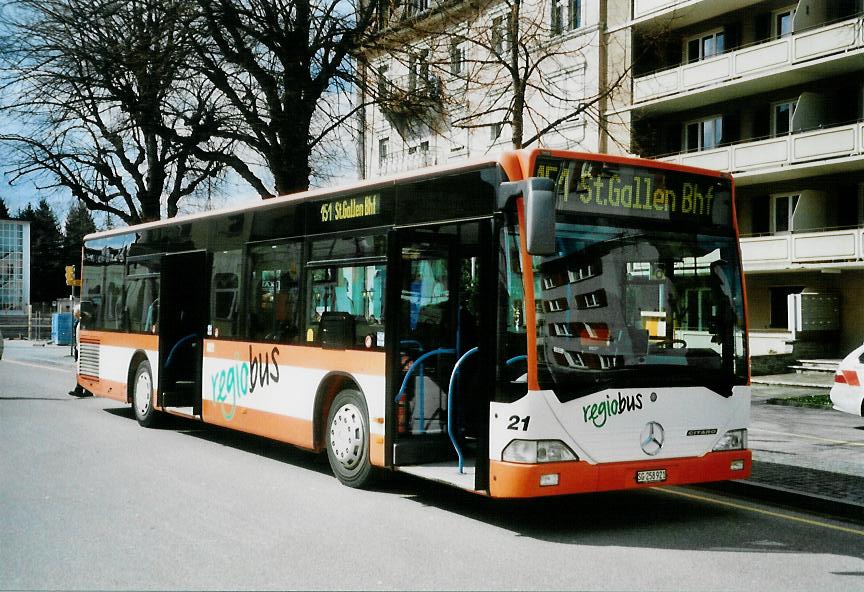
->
247;242;302;343
306;264;385;348
211;249;242;338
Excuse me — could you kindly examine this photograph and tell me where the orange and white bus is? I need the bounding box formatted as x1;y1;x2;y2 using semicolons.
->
77;148;751;497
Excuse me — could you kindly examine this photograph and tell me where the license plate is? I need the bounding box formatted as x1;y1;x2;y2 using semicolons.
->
636;469;667;484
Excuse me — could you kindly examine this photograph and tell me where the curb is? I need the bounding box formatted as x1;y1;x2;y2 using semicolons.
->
697;479;864;523
751;380;832;388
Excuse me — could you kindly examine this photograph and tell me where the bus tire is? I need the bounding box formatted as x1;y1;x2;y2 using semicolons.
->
132;360;159;428
325;389;373;488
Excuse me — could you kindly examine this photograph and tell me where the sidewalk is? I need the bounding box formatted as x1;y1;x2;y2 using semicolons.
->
703;373;864;521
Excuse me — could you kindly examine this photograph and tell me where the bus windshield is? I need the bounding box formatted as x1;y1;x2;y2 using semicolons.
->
521;157;747;401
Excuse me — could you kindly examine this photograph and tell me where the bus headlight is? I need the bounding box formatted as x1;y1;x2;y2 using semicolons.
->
502;440;578;463
712;429;747;451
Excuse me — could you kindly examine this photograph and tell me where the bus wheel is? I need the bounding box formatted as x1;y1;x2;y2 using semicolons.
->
132;360;158;428
326;389;373;488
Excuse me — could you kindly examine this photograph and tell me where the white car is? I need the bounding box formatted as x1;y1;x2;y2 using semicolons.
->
829;343;864;417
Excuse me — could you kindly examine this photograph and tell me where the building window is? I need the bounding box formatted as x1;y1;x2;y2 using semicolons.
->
551;0;580;35
450;41;464;75
771;99;796;136
378;138;389;168
491;15;510;55
409;50;429;92
377;64;389;99
569;0;581;30
685;29;725;63
490;122;503;143
551;0;564;35
773;6;796;38
684;115;723;152
771;193;799;234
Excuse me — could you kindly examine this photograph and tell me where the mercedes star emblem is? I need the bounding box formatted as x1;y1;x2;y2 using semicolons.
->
640;421;665;456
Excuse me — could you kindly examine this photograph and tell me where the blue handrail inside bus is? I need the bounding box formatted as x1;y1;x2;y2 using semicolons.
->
506;355;528;366
395;347;456;402
448;347;478;474
164;333;198;369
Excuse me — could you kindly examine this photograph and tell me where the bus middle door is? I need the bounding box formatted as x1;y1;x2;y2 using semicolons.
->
158;251;210;415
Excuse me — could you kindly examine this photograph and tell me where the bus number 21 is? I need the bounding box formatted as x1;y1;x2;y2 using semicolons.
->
507;415;531;431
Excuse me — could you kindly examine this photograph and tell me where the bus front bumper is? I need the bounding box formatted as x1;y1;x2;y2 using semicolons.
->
488;450;752;498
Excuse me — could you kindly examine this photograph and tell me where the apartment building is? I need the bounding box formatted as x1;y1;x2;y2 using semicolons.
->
358;0;605;178
608;0;864;365
359;0;864;364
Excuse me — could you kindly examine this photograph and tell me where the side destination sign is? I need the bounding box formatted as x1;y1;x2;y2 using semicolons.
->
319;193;380;223
536;158;732;228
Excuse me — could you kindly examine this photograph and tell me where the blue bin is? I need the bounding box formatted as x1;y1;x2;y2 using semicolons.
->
52;312;74;346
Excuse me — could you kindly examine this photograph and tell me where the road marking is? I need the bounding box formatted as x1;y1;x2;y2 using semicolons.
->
751;428;864;447
656;487;864;536
2;359;74;374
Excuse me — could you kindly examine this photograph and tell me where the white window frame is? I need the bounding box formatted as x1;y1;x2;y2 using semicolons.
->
684;115;723;152
771;98;797;137
772;5;796;39
770;193;799;234
684;28;725;63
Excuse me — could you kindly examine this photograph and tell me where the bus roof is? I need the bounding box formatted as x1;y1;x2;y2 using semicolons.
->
84;148;732;241
84;155;502;242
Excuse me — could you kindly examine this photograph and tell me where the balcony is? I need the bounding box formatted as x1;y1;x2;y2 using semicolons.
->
657;121;864;185
633;16;864;108
631;0;762;27
378;74;444;123
741;227;864;272
377;146;444;176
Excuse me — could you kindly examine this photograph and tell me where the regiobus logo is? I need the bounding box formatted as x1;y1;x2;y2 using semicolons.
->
582;391;656;428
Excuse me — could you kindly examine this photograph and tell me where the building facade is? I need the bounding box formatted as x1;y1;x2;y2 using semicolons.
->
358;0;605;178
0;219;31;315
360;0;864;364
609;0;864;366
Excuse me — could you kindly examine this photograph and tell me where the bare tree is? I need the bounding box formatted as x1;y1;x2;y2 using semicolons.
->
360;0;636;164
190;0;379;197
0;0;230;224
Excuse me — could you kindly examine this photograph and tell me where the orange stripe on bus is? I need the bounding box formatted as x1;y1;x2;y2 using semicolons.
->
81;376;127;402
488;450;752;498
200;401;387;467
203;340;386;375
79;330;158;350
516;199;540;391
202;400;315;449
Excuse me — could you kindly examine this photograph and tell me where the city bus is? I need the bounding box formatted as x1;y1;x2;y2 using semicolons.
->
76;147;751;497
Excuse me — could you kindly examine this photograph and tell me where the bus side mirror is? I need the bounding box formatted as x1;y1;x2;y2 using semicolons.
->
524;178;556;256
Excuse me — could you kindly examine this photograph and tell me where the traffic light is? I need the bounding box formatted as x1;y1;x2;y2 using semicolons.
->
65;265;75;286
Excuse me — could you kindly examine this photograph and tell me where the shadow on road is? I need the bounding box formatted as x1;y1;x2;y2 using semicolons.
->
97;401;863;559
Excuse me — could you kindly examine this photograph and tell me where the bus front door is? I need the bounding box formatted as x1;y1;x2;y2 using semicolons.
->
391;222;492;488
158;251;209;414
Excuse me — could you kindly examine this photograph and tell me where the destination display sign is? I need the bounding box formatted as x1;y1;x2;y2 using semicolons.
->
535;158;733;228
319;193;380;223
306;189;394;234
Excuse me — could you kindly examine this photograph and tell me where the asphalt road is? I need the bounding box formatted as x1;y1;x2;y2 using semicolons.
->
1;342;863;591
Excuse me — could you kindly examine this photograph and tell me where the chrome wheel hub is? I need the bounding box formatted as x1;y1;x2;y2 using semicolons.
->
330;403;364;469
134;371;152;417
